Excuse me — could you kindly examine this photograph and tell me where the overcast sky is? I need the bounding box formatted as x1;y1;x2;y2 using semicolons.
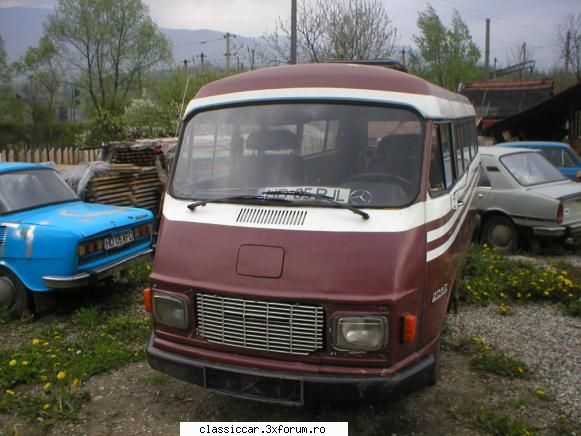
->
1;0;580;69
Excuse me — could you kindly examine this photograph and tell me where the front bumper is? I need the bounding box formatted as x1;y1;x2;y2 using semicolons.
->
146;334;435;406
42;248;154;289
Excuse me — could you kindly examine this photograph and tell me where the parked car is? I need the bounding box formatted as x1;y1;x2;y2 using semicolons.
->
498;141;581;181
0;162;154;317
476;146;581;252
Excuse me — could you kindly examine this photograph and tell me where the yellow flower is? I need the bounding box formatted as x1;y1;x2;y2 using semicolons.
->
72;378;80;385
517;367;524;374
8;360;16;366
43;382;52;390
40;375;48;382
21;361;29;366
535;388;545;397
42;342;49;346
31;338;41;345
4;389;14;396
56;371;66;380
42;403;50;410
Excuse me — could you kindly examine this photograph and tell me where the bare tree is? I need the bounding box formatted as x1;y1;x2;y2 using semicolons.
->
266;0;398;64
556;13;581;81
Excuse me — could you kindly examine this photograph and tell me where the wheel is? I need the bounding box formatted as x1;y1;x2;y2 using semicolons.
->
0;269;30;318
481;215;518;253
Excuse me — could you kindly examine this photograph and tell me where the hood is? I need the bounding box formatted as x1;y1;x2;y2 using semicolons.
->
528;180;581;201
15;201;152;238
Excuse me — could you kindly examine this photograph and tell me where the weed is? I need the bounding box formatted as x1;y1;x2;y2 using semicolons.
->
0;312;150;426
461;245;580;315
472;406;536;435
471;351;530;379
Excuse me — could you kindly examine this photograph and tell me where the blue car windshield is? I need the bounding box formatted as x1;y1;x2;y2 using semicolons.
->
0;169;78;214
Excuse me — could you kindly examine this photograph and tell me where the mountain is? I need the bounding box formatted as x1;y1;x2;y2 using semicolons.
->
0;7;263;68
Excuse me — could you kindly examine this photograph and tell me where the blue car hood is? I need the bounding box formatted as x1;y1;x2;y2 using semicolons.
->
12;201;152;238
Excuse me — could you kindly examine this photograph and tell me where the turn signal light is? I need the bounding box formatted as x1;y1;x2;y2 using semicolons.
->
556;204;563;225
143;288;152;313
134;223;154;238
402;313;417;344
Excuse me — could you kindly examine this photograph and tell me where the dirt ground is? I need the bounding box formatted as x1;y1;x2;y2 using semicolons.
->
4;341;575;436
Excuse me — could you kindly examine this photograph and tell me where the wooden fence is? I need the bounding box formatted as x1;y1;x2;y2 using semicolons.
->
0;146;101;165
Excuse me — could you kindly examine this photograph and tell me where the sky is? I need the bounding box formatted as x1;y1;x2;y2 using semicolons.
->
1;0;580;70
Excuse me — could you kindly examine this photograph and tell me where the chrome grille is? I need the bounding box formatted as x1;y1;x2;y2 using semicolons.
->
0;226;6;246
196;293;324;356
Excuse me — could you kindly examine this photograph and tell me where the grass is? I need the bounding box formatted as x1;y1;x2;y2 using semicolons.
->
0;260;153;427
471;406;537;436
453;336;530;379
461;245;581;316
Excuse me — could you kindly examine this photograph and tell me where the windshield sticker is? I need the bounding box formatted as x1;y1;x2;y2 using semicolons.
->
260;187;351;203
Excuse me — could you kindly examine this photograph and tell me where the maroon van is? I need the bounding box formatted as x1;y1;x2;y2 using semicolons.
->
145;63;479;405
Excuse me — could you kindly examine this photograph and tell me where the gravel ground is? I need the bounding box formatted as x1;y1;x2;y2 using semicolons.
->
447;304;581;422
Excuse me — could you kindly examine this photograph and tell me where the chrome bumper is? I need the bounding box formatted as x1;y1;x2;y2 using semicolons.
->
532;222;581;238
42;248;153;289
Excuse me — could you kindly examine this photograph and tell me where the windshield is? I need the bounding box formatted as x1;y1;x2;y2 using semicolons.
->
500;152;567;186
172;103;425;208
0;169;78;214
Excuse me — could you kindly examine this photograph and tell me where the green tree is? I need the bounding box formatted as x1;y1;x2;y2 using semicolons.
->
411;5;481;90
45;0;172;121
13;37;63;132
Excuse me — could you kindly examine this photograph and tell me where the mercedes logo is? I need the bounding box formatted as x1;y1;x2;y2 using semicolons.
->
350;189;373;205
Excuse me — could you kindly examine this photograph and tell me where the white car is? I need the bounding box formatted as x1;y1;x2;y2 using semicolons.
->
476;146;581;252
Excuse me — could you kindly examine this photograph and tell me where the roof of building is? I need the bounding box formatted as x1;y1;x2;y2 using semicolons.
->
484;81;581;138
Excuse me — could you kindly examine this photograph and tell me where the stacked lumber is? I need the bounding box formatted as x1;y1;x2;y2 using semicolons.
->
85;164;163;215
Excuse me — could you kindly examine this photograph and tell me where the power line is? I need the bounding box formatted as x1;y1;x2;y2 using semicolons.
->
172;37;224;47
430;0;557;42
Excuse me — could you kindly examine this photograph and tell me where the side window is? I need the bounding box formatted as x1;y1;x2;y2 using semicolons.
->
430;123;456;193
429;126;445;192
453;124;465;178
462;121;472;166
563;149;576;167
440;123;455;187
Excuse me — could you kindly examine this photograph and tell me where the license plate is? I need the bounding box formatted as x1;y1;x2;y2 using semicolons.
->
104;230;134;250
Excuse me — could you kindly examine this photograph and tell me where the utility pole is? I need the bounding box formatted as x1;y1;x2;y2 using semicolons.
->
290;0;297;64
251;48;255;70
565;31;571;73
484;18;490;79
401;48;406;69
493;57;497;79
520;43;526;79
224;32;236;71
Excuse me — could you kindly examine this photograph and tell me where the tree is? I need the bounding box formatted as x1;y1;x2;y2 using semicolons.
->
556;13;581;81
14;36;63;126
44;0;172;119
411;5;481;90
266;0;398;63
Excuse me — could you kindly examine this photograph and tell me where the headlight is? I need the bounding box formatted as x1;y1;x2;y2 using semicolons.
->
152;294;189;329
334;316;388;352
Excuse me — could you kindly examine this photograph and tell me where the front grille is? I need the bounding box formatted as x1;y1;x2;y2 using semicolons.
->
0;226;6;246
196;293;324;356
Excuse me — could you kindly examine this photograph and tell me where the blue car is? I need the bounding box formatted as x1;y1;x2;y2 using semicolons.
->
0;162;154;317
498;141;581;180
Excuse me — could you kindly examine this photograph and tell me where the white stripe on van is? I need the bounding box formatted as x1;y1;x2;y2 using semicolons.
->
184;88;476;121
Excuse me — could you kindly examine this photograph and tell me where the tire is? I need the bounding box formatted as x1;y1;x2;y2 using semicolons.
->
481;215;518;253
0;269;30;318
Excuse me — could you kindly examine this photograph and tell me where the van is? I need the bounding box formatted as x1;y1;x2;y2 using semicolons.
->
145;63;480;405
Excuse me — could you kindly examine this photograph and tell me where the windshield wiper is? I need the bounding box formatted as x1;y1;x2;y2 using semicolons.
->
261;190;369;220
187;195;292;210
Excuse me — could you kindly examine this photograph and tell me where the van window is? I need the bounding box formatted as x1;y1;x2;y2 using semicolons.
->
438;124;456;188
173;103;425;208
429;126;446;192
